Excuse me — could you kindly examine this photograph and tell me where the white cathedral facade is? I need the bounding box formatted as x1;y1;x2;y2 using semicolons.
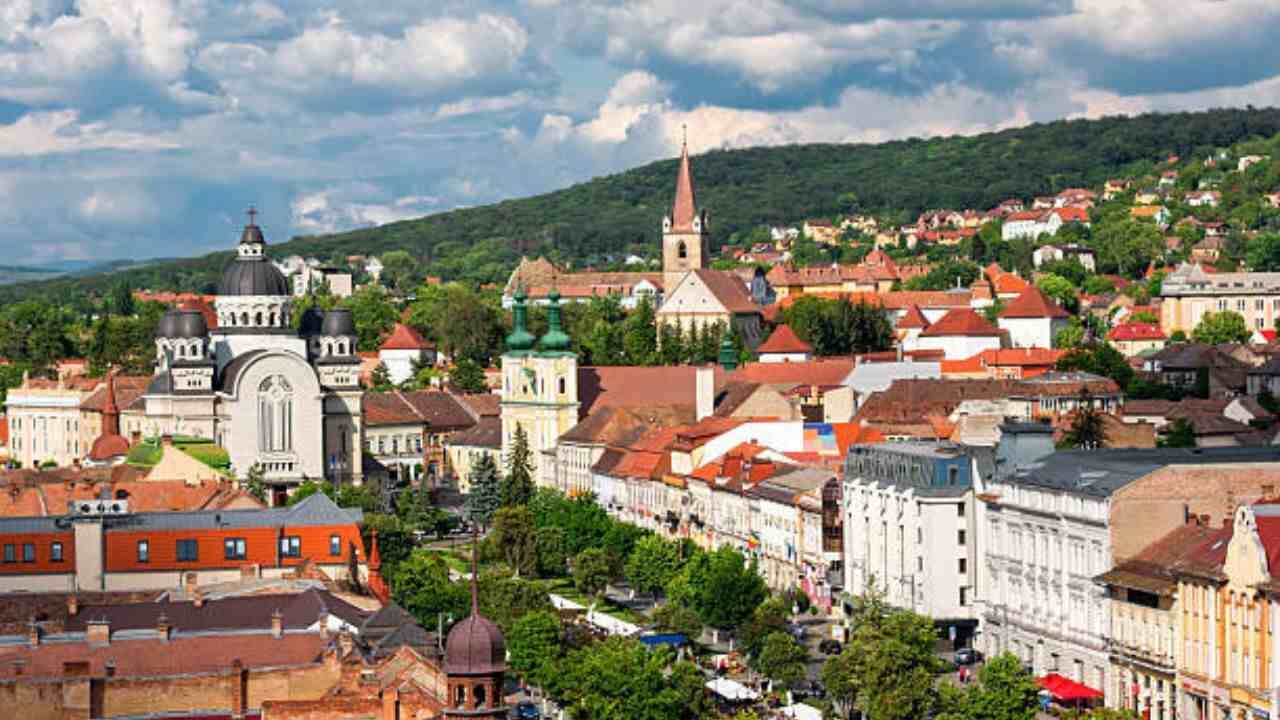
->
139;213;364;504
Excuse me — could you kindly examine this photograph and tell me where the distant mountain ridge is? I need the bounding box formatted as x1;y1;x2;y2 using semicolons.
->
5;106;1280;303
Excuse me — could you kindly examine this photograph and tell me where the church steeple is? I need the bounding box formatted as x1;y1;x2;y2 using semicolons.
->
662;127;709;291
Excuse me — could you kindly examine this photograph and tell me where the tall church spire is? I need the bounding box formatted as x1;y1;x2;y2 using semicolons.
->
670;128;698;232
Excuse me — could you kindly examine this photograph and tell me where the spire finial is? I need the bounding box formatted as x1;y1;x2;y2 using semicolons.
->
469;524;479;615
246;205;258;226
681;123;687;149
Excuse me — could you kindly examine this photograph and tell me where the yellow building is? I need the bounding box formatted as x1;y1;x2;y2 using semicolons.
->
1160;263;1280;335
1174;502;1280;720
1098;523;1220;720
499;288;580;488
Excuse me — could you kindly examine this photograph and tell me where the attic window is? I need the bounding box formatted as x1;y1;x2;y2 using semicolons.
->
677;242;688;259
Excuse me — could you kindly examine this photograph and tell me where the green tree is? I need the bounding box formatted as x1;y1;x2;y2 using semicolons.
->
823;585;942;720
1057;343;1135;388
622;295;658;364
667;546;767;633
739;596;791;661
405;283;504;363
501;424;535;507
1091;219;1164;277
448;357;488;393
368;362;393;391
625;534;681;598
1035;273;1078;312
1160;418;1198;448
361;513;416;581
963;653;1040;720
392;549;470;624
342;285;398;352
491;506;538;577
902;259;980;291
651;601;703;639
109;280;135;316
507;610;562;688
572;547;612;599
1247;233;1280;271
380;250;419;291
535;526;568;577
243;462;267;503
478;572;552;631
756;631;808;690
1192;310;1251;344
464;454;502;529
1061;400;1107;449
552;638;711;720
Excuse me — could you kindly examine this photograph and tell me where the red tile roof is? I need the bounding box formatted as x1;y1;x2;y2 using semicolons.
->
896;304;930;329
919;308;1002;337
757;325;812;355
991;272;1030;295
1052;207;1090;223
999;286;1071;319
671;141;698;231
1109;323;1166;341
691;269;759;314
379;323;432;351
729;359;855;386
978;348;1064;367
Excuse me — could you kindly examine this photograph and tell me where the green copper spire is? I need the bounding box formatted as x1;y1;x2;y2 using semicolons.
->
719;332;738;371
506;287;535;353
538;287;572;353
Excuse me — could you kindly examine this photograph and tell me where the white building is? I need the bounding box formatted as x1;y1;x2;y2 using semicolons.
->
914;308;1004;360
377;323;436;386
843;442;983;647
997;287;1072;349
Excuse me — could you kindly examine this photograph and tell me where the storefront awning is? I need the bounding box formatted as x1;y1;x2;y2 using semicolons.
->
1038;673;1103;703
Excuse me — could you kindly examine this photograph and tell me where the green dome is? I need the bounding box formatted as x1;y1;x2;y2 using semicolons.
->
506;289;535;352
538;288;572;353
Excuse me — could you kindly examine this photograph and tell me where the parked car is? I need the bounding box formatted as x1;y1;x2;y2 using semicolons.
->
513;701;540;719
787;623;805;641
791;680;825;700
954;648;984;666
818;638;843;655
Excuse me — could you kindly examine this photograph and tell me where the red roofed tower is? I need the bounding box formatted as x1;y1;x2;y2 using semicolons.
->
662;130;709;290
365;529;390;604
88;370;130;464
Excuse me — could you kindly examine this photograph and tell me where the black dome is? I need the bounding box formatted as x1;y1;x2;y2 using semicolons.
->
240;223;265;245
299;308;325;336
156;309;182;338
218;257;290;296
175;309;208;338
321;309;355;336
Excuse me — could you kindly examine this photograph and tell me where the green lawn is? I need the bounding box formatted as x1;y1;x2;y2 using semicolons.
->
125;437;230;473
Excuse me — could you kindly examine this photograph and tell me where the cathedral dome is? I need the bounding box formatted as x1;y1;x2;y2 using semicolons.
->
444;613;506;675
156;308;183;338
175;308;208;338
298;308;325;336
218;257;290;296
321;309;356;336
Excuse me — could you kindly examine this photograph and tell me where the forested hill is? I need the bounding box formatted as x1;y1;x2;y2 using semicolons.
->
6;106;1280;303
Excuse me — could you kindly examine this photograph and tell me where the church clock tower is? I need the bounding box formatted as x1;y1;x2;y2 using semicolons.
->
662;133;709;291
499;288;579;488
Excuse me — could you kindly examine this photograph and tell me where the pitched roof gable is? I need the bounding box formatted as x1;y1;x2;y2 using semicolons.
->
757;324;812;354
379;323;432;351
919;308;1002;337
999;286;1071;319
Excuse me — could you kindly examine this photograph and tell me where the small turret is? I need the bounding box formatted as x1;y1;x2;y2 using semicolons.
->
505;288;535;353
537;288;571;353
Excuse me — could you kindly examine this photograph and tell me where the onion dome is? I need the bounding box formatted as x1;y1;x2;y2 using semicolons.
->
445;535;505;675
299;307;325;336
156;308;183;338
505;287;535;352
321;309;356;337
218;207;290;296
537;287;571;352
175;308;208;338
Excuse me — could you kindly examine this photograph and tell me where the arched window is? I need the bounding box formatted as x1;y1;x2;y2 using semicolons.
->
454;686;466;708
241;312;249;326
473;684;486;708
558;377;566;395
255;312;263;326
677;241;688;259
257;375;294;452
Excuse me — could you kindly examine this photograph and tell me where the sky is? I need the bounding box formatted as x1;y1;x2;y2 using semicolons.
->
5;0;1280;265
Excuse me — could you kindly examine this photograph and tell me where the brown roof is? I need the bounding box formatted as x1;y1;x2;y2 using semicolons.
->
999;286;1071;319
690;269;759;314
560;404;695;446
919;308;1002;337
62;589;368;635
79;375;149;412
363;390;475;429
577;366;726;417
1097;522;1225;595
729;359;855;386
448;416;501;449
0;591;159;635
0;629;327;680
453;393;500;418
756;325;812;355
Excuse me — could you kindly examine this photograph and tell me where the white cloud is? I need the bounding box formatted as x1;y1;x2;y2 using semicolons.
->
0;110;180;156
291;185;441;234
79;185;160;223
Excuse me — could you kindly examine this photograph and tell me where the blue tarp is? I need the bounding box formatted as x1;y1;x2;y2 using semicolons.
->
638;633;687;647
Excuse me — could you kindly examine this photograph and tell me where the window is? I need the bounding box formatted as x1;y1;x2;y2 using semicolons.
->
176;539;198;562
22;543;34;563
957;502;965;517
391;436;399;454
947;466;959;485
50;542;63;562
224;538;247;560
280;536;301;558
559;377;566;395
137;540;150;563
330;534;342;556
3;544;13;563
960;587;969;606
958;529;967;545
677;241;688;259
257;375;293;453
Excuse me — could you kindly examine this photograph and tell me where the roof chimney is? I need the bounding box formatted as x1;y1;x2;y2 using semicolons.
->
1264;483;1276;499
28;619;39;647
271;608;283;639
183;572;198;597
66;595;78;617
192;589;204;608
157;613;170;642
696;365;715;422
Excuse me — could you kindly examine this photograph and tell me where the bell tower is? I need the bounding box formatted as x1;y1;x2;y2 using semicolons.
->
662;129;709;291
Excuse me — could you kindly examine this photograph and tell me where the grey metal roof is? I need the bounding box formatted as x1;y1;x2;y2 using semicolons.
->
847;361;941;394
217;349;267;392
219;256;290;296
0;492;363;533
1001;446;1280;497
0;516;67;533
999;421;1054;435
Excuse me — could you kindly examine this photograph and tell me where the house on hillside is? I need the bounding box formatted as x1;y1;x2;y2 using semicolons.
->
914;309;1004;360
997;287;1071;349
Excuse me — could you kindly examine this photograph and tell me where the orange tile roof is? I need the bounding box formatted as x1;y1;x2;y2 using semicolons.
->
1109;323;1166;341
757;324;813;355
729;359;855;386
978;348;1064;366
998;286;1071;319
919;308;1002;337
379;323;432;351
991;272;1030;295
896;304;930;329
